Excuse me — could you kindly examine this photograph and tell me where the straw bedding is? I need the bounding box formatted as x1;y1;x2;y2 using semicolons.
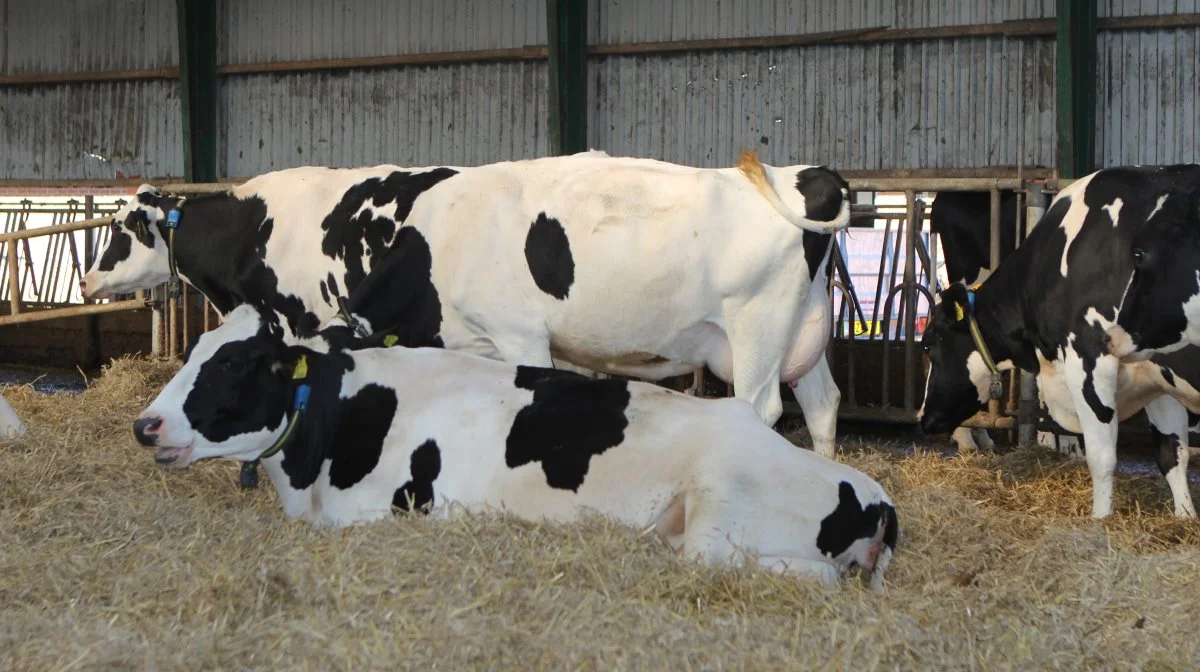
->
1;357;1197;670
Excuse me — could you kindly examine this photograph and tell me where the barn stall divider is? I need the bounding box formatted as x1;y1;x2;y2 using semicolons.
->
0;177;1069;451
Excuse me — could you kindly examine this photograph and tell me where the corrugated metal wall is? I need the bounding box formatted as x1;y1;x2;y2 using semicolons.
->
1096;0;1200;166
216;0;549;175
1;0;1199;180
589;0;1058;170
0;0;183;180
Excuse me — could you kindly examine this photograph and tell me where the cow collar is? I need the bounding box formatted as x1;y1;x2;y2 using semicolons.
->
964;287;1004;401
335;296;371;339
161;197;187;299
259;355;314;460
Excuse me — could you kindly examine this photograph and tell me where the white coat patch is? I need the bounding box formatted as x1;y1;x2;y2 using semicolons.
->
1056;172;1098;277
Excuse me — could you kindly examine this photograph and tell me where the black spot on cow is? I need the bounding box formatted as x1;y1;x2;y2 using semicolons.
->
320;168;458;295
319;280;331;306
326;273;340;300
1159;365;1176;387
328;227;444;349
514;364;591;390
794;167;849;223
801;232;832;283
1080;351;1116;425
816;481;891;560
96;230;132;271
324;384;400;489
505;373;630;491
125;209;158;249
1148;424;1182;476
393;439;441;513
524;213;575;300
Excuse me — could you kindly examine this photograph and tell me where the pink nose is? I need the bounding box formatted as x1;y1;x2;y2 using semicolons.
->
133;416;163;446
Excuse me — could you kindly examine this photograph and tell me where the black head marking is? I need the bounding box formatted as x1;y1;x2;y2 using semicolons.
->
505;372;630;491
816;481;888;560
393;439;442;513
794;167;849;223
182;337;291;445
96;230;133;271
524;213;575;300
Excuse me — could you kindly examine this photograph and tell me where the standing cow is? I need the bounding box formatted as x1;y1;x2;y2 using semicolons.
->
1106;179;1200;358
133;304;899;591
920;165;1200;519
83;152;853;459
928;190;1019;453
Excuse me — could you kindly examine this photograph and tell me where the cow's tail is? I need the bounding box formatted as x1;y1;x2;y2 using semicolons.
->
736;150;850;234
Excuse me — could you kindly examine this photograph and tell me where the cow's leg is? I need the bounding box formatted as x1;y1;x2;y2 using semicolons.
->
951;427;979;452
723;306;789;425
972;428;995;451
1144;396;1197;518
1062;347;1120;519
789;356;840;458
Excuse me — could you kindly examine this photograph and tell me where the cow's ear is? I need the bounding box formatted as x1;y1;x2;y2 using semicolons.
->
938;284;970;323
135;184;164;208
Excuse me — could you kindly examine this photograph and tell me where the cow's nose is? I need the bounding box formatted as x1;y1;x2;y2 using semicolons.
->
133;416;163;447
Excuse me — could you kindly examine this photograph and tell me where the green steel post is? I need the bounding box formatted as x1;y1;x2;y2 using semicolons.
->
176;0;218;182
1056;0;1097;179
547;0;588;155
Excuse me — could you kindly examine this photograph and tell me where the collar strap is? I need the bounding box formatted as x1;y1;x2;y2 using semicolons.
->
335;296;371;338
260;356;313;460
963;287;1004;400
163;197;187;299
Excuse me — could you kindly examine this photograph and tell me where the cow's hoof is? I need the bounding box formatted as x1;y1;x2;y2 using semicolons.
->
239;461;260;489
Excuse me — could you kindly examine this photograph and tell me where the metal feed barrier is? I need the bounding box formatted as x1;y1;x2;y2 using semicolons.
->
0;177;1060;444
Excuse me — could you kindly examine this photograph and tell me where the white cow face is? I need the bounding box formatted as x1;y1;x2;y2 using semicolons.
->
80;185;172;299
134;305;292;467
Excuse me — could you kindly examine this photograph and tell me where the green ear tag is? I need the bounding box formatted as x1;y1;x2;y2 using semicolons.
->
293;355;309;380
383;334;399;347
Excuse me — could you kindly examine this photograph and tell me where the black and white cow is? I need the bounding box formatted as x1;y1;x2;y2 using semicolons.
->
920;166;1200;519
1107;173;1200;358
928;190;1019;453
314;151;852;456
80;163;466;334
133;304;899;591
0;393;24;439
86;152;853;458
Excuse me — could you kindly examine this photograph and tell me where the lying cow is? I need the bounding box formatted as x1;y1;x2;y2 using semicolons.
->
133;304;899;591
0;393;24;439
1107;173;1200;358
83;151;852;460
920;165;1200;519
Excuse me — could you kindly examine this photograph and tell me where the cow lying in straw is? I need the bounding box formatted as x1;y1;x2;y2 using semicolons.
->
132;304;898;590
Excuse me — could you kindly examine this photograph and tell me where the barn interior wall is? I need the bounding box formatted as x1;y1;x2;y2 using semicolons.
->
0;0;1198;180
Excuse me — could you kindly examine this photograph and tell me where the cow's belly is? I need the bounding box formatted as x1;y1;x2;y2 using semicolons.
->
1037;357;1186;433
779;293;832;383
549;320;730;380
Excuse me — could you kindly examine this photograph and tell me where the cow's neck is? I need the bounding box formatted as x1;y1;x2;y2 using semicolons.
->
163;193;266;315
972;279;1040;373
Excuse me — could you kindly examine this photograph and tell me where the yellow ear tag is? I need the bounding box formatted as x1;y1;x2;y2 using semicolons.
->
382;334;399;347
293;355;309;380
954;303;965;322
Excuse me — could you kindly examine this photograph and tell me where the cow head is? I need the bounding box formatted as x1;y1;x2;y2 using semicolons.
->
918;284;995;434
1109;189;1200;360
80;185;173;299
134;305;339;482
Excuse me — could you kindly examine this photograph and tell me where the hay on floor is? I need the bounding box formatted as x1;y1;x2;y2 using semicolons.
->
0;357;1198;670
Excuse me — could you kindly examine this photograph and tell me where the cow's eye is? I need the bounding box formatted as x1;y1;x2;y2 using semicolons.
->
110;220;121;232
219;358;244;374
1132;248;1145;263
